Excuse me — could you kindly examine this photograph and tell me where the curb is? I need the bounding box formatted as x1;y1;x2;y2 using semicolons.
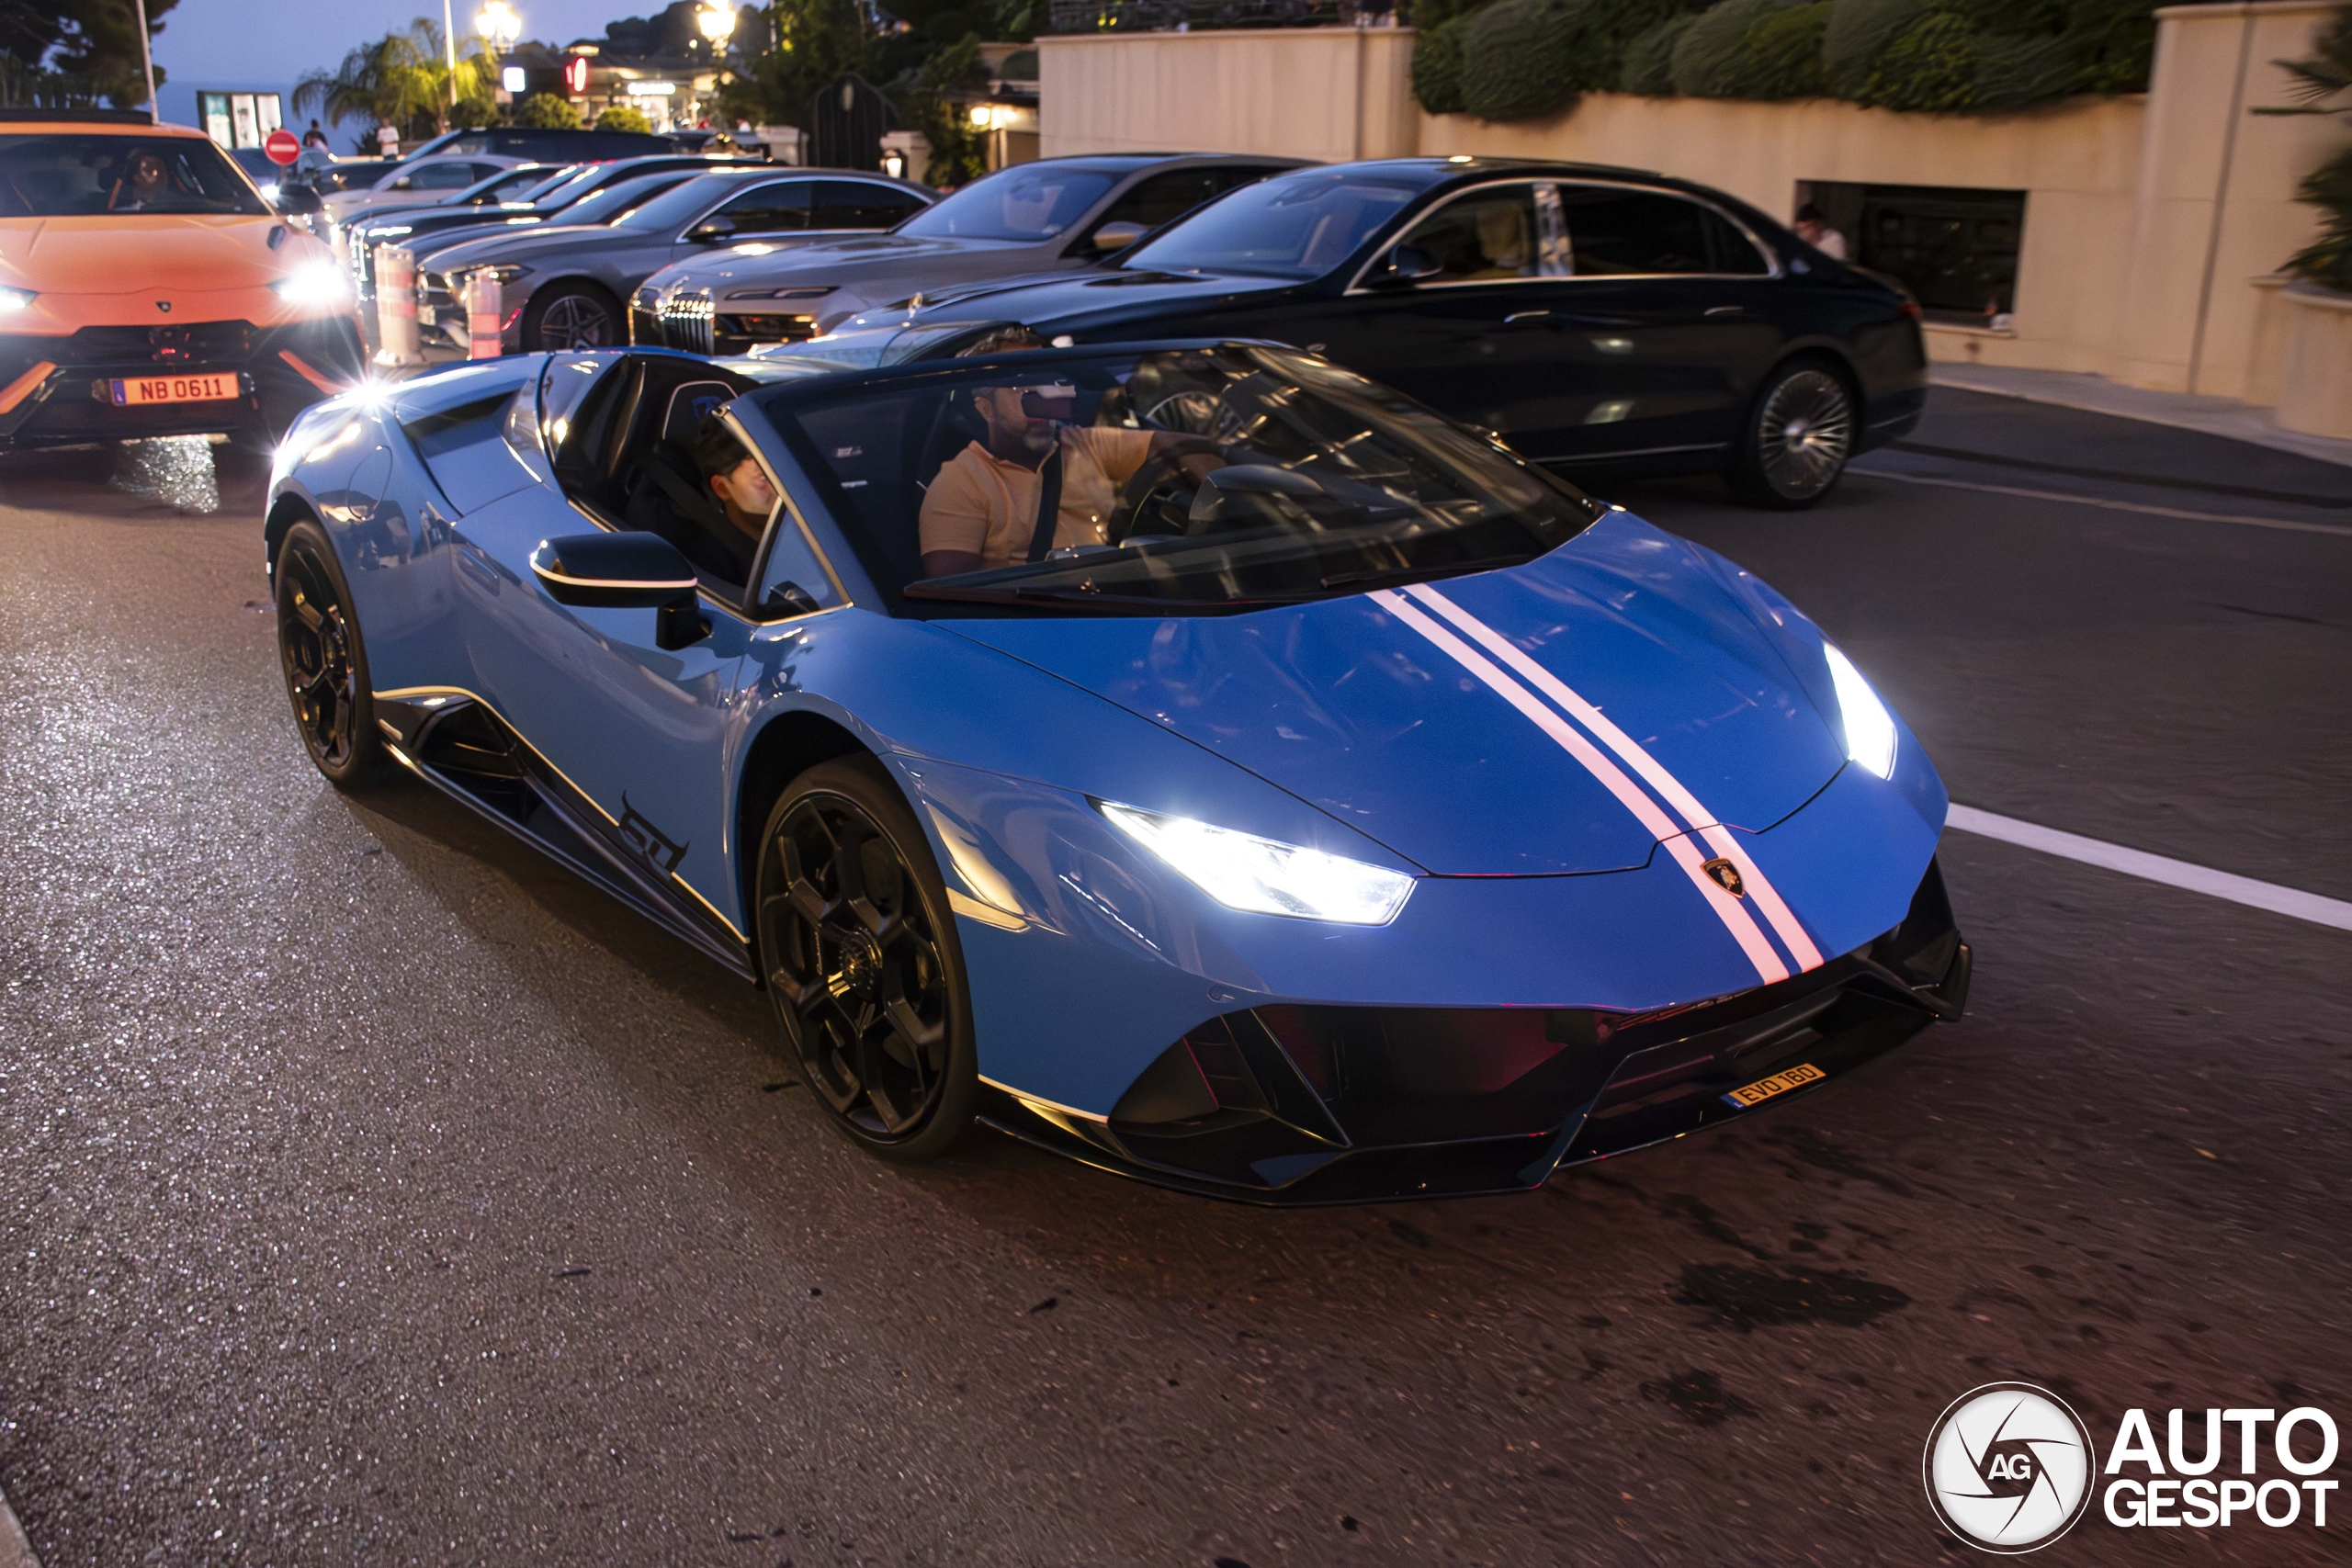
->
1928;365;2352;471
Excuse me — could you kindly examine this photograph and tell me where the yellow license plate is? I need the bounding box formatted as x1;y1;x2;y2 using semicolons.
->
110;373;238;406
1722;1062;1826;1110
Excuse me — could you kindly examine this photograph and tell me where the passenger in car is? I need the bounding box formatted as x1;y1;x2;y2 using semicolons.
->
106;149;180;212
684;414;779;584
917;382;1216;578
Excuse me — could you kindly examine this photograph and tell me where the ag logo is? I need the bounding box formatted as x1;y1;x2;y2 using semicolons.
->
1924;1382;2094;1553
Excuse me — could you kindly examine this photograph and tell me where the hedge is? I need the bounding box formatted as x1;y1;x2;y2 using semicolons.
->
1408;0;2160;115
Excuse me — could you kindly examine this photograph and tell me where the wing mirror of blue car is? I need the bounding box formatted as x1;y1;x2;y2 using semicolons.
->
1088;220;1147;255
688;215;737;243
529;534;711;650
1370;243;1441;288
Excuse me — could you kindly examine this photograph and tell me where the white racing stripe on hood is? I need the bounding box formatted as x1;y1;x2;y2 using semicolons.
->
1370;589;1792;987
1402;582;1827;975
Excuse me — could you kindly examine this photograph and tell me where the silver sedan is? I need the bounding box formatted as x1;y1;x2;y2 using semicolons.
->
631;153;1307;355
417;169;936;353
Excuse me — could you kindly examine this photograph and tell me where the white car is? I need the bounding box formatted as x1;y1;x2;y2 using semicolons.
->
322;153;530;226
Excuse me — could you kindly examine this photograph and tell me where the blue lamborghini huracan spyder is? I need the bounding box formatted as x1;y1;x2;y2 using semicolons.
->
265;334;1968;1203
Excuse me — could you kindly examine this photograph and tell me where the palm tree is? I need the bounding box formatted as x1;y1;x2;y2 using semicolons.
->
294;17;492;140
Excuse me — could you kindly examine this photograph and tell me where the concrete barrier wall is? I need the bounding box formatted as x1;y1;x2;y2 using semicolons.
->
1039;27;1417;165
1037;2;2346;392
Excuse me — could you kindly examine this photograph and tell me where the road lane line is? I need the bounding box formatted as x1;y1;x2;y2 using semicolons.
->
0;1484;40;1568
1852;468;2352;539
1947;805;2352;932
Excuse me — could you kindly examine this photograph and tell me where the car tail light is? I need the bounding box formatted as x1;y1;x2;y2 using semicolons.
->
1898;300;1923;321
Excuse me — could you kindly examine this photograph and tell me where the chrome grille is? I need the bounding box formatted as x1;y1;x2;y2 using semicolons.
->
658;289;716;355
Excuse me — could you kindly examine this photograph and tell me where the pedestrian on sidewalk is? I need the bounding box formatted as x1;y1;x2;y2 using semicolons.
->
1793;203;1848;260
376;119;400;159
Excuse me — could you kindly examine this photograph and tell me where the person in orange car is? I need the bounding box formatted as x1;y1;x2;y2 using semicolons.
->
0;107;368;452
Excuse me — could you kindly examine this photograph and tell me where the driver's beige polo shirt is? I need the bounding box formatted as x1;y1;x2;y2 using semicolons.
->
919;426;1155;570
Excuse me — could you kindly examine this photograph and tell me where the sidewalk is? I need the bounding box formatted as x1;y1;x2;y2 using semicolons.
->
1928;364;2352;471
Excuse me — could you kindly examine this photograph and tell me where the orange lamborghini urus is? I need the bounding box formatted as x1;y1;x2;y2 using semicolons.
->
0;107;366;450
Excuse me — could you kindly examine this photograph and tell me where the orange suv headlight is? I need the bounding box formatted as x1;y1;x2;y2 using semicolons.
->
269;265;351;310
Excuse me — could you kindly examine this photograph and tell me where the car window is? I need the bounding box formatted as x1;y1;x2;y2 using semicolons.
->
615;175;753;232
557;172;692;226
0;133;269;218
1561;186;1769;276
406;160;482;191
813;180;926;230
472;166;552;202
1094;168;1230;235
1390;186;1544;284
707;180;811;235
1121;171;1421;280
756;344;1596;615
896;164;1118;242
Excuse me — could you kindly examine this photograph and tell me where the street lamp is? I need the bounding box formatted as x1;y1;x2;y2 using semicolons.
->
479;0;523;51
696;3;736;44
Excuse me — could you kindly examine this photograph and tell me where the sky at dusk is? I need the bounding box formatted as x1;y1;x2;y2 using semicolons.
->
153;0;639;137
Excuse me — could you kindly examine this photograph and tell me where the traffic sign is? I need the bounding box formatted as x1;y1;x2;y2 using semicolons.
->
264;128;300;165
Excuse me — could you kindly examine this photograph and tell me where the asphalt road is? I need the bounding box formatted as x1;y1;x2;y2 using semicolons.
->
2;390;2347;1567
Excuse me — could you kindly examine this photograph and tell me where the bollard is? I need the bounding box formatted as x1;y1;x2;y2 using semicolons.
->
467;272;503;360
372;243;421;367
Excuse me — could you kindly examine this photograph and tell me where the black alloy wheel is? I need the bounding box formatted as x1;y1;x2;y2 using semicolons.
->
755;758;977;1161
1729;360;1857;509
274;518;388;789
523;282;621;352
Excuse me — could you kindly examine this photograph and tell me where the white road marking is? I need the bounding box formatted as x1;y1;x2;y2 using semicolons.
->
1853;468;2352;540
0;1484;40;1568
1947;805;2352;932
1371;589;1792;984
1403;583;1826;972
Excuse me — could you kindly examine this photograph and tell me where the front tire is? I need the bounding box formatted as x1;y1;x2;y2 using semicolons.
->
275;517;389;790
1727;359;1856;509
521;282;622;353
755;757;978;1162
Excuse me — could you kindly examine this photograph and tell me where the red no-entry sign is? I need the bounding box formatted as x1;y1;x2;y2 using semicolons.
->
264;128;300;165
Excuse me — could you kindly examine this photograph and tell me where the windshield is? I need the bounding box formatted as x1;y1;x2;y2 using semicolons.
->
763;345;1596;615
556;172;690;227
1121;171;1421;279
0;134;269;218
895;164;1117;242
614;174;741;232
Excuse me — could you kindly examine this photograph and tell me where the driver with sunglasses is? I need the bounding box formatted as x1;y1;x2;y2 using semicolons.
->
918;382;1214;579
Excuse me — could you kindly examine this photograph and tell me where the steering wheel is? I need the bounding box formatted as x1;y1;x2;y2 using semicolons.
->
1104;438;1221;547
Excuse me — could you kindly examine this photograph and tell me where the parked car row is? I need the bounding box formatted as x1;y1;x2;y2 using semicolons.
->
644;153;1927;506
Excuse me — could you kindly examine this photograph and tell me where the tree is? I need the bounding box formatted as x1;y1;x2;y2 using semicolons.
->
513;90;582;128
0;0;181;108
594;103;651;132
895;31;988;186
293;17;492;141
2264;3;2352;289
718;0;871;129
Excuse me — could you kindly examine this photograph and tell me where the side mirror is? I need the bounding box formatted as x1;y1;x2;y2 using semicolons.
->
688;215;737;243
274;184;324;217
1088;220;1147;255
1370;243;1440;288
391;175;413;190
530;534;709;649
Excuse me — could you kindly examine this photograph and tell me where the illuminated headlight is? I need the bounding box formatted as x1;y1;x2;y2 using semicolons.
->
270;264;351;309
1098;801;1414;926
369;223;413;239
1824;643;1897;780
727;284;836;300
454;265;527;287
0;286;32;312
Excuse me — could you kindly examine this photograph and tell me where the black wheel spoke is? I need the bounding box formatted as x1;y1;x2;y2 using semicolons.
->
756;785;960;1149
